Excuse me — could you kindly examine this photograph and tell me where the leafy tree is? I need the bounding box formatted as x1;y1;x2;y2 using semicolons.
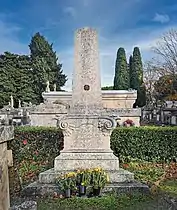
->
29;32;67;103
0;52;36;108
113;48;129;90
154;74;177;101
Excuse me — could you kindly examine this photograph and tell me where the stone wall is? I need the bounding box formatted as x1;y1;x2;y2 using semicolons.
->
42;90;137;109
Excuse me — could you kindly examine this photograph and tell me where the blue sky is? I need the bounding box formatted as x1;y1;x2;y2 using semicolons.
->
0;0;177;90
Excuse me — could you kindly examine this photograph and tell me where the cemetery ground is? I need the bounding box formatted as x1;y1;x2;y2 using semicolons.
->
9;126;177;209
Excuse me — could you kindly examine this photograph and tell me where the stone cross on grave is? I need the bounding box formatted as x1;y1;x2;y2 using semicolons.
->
39;28;134;184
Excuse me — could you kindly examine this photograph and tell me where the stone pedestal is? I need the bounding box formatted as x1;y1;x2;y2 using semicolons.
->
0;126;14;210
39;114;134;184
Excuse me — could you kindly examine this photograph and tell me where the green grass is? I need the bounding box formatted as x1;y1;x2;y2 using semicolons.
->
37;194;157;210
159;179;177;197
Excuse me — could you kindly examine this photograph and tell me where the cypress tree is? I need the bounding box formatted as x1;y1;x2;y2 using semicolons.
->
113;47;129;90
129;55;134;88
131;47;146;107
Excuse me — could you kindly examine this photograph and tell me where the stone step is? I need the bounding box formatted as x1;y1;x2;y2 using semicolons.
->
21;181;150;198
39;168;134;184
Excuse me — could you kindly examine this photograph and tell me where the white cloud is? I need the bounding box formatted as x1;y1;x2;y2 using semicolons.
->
153;13;170;24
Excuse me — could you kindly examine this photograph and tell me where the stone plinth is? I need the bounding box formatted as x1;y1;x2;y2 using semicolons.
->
39;168;133;184
0;126;14;210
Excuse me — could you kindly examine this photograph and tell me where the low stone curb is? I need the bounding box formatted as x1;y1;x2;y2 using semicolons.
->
10;201;37;210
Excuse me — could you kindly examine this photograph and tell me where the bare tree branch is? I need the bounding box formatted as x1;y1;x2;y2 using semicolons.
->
153;29;177;75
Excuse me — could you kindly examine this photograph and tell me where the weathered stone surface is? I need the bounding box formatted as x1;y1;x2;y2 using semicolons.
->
0;126;14;144
42;90;138;109
21;181;149;198
71;28;102;114
0;126;14;210
10;201;37;210
39;168;133;184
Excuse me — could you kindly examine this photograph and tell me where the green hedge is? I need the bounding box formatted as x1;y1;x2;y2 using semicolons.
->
8;126;177;166
8;126;64;195
8;126;64;164
111;126;177;162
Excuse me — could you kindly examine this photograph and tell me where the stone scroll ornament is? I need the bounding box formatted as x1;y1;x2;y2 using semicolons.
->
54;115;75;136
98;115;119;136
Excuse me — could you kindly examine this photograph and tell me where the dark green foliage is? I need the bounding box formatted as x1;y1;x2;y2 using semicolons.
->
101;86;113;90
9;126;177;166
113;48;129;90
8;126;64;164
129;55;134;88
111;127;177;163
29;32;67;103
0;52;36;107
136;83;147;107
132;47;143;87
130;47;146;107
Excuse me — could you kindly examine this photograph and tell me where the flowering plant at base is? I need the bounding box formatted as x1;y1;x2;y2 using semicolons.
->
91;167;109;189
56;172;77;191
76;168;92;187
55;167;109;196
123;119;135;127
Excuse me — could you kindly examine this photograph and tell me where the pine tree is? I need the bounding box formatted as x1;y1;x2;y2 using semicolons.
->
131;47;146;107
29;32;67;103
113;48;129;90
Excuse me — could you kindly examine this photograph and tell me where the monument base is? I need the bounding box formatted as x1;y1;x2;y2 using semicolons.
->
39;168;134;184
54;151;120;171
38;152;133;184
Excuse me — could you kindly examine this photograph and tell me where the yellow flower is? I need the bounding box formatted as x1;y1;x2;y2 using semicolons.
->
97;167;102;172
106;174;109;182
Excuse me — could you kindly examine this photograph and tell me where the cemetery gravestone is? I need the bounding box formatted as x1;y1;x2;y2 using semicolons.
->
39;28;134;184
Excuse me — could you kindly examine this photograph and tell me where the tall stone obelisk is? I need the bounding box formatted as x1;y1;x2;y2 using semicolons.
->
39;28;134;184
71;28;102;114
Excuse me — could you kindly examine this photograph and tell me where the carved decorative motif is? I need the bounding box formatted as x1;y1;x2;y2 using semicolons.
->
55;115;75;136
98;115;118;136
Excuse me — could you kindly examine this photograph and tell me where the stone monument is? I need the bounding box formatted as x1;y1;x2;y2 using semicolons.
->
39;27;133;184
